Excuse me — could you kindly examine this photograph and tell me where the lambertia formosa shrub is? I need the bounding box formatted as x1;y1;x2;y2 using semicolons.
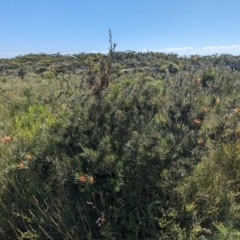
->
1;31;240;239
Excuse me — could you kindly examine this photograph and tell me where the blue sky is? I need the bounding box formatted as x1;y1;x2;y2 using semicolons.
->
1;0;240;58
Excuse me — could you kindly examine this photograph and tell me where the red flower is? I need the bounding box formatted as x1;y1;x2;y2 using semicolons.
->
79;176;87;182
193;119;201;126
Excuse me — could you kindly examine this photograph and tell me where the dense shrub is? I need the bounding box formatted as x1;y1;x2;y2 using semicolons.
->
41;71;55;79
1;33;240;239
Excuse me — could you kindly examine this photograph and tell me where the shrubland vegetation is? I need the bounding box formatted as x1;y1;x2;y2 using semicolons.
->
1;32;240;239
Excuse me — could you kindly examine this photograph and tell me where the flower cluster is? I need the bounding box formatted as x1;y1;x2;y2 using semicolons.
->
79;175;94;184
1;136;11;143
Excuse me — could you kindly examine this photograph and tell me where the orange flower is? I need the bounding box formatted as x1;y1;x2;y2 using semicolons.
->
79;176;87;182
197;138;204;146
26;155;33;161
203;107;208;113
19;163;25;169
193;119;201;126
233;108;239;114
1;136;11;143
196;78;201;84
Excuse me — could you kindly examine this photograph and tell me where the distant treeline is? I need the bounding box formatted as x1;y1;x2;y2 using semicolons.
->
1;52;240;79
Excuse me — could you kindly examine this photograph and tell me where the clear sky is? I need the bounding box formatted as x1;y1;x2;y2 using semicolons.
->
1;0;240;58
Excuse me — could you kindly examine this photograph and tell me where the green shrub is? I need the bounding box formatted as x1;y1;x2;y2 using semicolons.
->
1;34;240;239
12;104;55;143
41;71;55;79
0;77;7;83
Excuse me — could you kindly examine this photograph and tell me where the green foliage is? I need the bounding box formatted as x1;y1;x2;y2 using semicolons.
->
13;105;55;143
159;64;168;73
169;63;180;73
41;70;55;79
180;142;240;238
1;34;240;239
202;67;216;87
0;77;7;83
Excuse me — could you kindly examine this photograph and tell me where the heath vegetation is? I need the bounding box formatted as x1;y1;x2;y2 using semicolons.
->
1;31;240;239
